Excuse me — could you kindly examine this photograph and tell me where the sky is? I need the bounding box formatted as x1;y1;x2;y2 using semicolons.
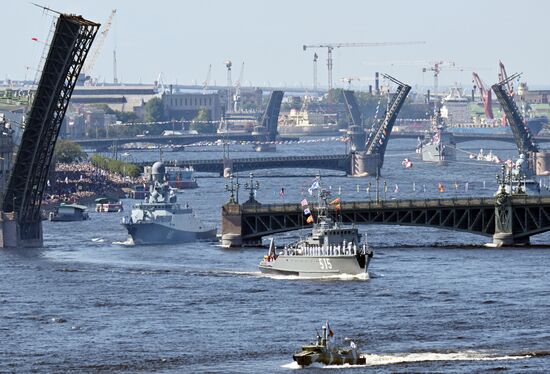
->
2;0;550;91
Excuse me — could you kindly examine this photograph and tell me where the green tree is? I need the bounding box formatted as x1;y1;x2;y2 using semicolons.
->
190;108;216;133
54;140;87;163
144;97;166;122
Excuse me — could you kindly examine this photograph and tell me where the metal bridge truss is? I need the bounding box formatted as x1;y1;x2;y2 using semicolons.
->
2;14;99;237
491;74;538;154
238;195;550;242
258;90;284;142
173;154;351;175
240;198;496;241
364;75;411;167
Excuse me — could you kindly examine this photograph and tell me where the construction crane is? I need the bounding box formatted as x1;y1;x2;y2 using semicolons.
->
497;60;519;125
340;76;374;89
82;9;116;79
202;64;212;92
313;53;318;91
224;60;232;112
233;62;245;112
302;41;425;93
472;72;494;119
498;60;514;96
421;61;456;98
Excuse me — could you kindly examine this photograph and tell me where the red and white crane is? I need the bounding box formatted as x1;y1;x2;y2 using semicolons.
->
472;72;494;119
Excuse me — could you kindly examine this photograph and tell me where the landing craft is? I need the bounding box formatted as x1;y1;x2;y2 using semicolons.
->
293;322;366;367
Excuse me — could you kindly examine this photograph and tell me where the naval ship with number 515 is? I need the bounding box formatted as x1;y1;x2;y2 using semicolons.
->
259;180;373;277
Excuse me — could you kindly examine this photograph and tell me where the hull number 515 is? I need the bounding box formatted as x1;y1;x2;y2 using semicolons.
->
319;258;332;270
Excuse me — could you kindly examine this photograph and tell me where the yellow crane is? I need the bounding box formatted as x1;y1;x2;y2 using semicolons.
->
302;41;426;92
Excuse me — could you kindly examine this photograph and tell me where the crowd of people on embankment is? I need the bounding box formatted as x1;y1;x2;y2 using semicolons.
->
42;162;147;207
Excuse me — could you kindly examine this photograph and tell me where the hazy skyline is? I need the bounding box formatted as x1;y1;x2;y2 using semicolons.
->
2;0;550;90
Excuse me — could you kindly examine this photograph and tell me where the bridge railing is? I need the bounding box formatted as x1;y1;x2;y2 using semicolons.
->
240;197;500;214
240;195;550;214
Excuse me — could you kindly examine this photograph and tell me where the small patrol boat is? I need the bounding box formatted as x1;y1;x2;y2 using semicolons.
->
259;180;373;277
293;321;366;367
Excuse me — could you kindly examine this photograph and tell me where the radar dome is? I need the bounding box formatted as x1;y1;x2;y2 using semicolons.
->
152;161;165;175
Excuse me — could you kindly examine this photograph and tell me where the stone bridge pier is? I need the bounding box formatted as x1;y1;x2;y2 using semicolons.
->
534;151;550;176
350;151;380;177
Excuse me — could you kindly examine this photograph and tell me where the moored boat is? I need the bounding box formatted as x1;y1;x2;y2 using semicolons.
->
49;203;89;222
95;197;123;212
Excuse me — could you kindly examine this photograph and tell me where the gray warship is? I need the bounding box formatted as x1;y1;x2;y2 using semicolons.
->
416;105;456;165
497;154;550;196
121;162;217;245
293;321;366;367
258;182;373;277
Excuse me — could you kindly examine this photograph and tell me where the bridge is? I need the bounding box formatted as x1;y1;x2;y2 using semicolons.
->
1;13;99;247
221;192;550;247
140;154;351;175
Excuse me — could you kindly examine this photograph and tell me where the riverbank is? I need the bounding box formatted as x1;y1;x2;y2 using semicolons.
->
42;162;146;209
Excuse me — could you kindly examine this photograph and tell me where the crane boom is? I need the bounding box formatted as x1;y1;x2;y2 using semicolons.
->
302;41;425;93
202;64;212;91
472;72;494;119
82;9;116;77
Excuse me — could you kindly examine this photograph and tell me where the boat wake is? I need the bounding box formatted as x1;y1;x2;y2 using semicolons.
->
361;350;531;366
112;238;135;246
281;350;531;369
258;272;370;281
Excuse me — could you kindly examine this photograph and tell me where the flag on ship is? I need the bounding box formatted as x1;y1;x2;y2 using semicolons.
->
306;215;314;224
300;198;308;207
308;180;320;195
329;197;341;205
327;321;334;338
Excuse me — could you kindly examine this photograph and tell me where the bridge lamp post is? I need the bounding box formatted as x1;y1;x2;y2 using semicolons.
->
225;173;240;204
244;172;260;202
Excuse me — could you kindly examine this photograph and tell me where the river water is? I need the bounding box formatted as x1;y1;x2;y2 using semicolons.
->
1;138;550;373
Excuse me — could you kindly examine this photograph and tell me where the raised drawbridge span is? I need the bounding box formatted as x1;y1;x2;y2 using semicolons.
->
344;75;411;176
1;13;99;247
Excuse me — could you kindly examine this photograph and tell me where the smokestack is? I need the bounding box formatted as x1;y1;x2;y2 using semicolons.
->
471;89;475;102
426;89;431;103
375;72;380;95
170;84;173;95
368;85;372;94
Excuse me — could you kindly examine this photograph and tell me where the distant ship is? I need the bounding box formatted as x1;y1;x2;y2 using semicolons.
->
165;166;198;189
258;182;372;277
144;164;198;190
293;321;366;367
121;162;216;245
449;116;546;136
416;105;456;165
440;86;547;136
278;100;339;136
